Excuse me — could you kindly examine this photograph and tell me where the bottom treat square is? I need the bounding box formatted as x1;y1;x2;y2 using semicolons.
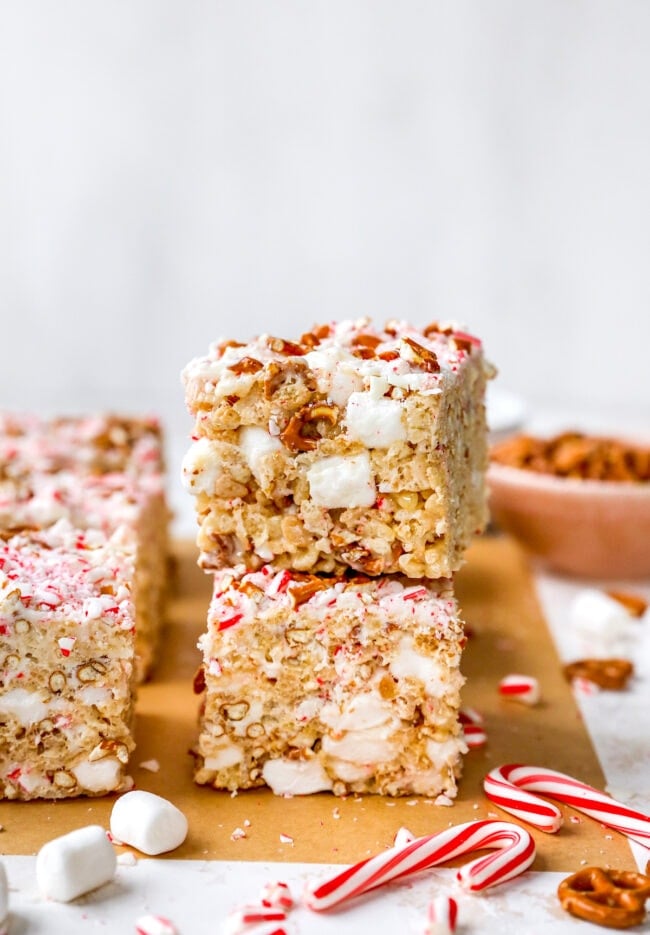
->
194;566;467;797
0;522;136;799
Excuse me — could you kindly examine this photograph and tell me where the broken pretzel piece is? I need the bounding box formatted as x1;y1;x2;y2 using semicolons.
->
558;866;650;929
279;403;339;452
606;591;648;618
563;658;634;691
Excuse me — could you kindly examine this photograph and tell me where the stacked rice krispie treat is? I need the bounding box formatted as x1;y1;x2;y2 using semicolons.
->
0;414;169;799
183;319;493;798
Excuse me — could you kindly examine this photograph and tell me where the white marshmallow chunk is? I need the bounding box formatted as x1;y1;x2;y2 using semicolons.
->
36;825;116;903
262;757;333;795
110;790;188;856
239;426;283;483
344;392;406;448
307;452;376;509
181;437;222;496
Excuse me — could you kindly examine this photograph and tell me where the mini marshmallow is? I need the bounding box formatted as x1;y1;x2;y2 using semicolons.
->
0;860;8;934
571;589;637;654
36;825;116;902
110;790;188;856
135;914;178;935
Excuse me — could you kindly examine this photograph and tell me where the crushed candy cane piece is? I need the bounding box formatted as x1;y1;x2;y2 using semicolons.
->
424;895;458;934
459;705;487;746
231;827;247;841
393;826;416;848
224;905;287;935
260;880;293;910
498;674;540;705
58;636;76;656
279;833;294;845
135;915;178;935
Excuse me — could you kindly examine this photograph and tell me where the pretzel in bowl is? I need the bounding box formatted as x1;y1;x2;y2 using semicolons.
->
558;866;650;928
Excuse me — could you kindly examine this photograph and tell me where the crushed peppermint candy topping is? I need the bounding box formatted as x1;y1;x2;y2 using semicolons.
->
0;521;134;629
208;564;458;637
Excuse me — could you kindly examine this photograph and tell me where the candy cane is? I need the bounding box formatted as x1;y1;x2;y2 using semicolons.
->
305;820;535;912
484;764;650;847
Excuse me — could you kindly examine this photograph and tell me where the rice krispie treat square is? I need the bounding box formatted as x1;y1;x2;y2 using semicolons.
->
182;319;493;578
0;414;170;681
193;564;467;798
0;521;137;799
0;413;165;481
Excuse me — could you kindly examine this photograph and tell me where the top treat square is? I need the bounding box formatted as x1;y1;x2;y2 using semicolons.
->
182;319;493;578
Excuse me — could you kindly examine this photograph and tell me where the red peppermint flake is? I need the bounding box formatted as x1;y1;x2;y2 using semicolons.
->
218;613;243;631
58;637;76;657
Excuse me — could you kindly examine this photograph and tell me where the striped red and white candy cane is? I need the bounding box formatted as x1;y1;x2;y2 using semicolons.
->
305;820;535;912
484;764;650;847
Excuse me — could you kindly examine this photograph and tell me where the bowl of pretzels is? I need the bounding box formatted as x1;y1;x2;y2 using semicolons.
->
487;431;650;579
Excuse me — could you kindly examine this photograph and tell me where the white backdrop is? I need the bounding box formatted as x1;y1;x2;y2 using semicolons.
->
1;1;649;447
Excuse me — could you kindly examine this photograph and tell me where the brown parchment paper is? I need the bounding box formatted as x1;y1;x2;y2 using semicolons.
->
0;537;635;871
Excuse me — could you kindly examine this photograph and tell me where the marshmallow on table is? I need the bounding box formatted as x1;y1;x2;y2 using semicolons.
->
110;790;188;856
36;825;116;903
571;589;637;654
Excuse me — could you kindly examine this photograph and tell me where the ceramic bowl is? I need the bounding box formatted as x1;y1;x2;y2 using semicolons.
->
487;462;650;579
